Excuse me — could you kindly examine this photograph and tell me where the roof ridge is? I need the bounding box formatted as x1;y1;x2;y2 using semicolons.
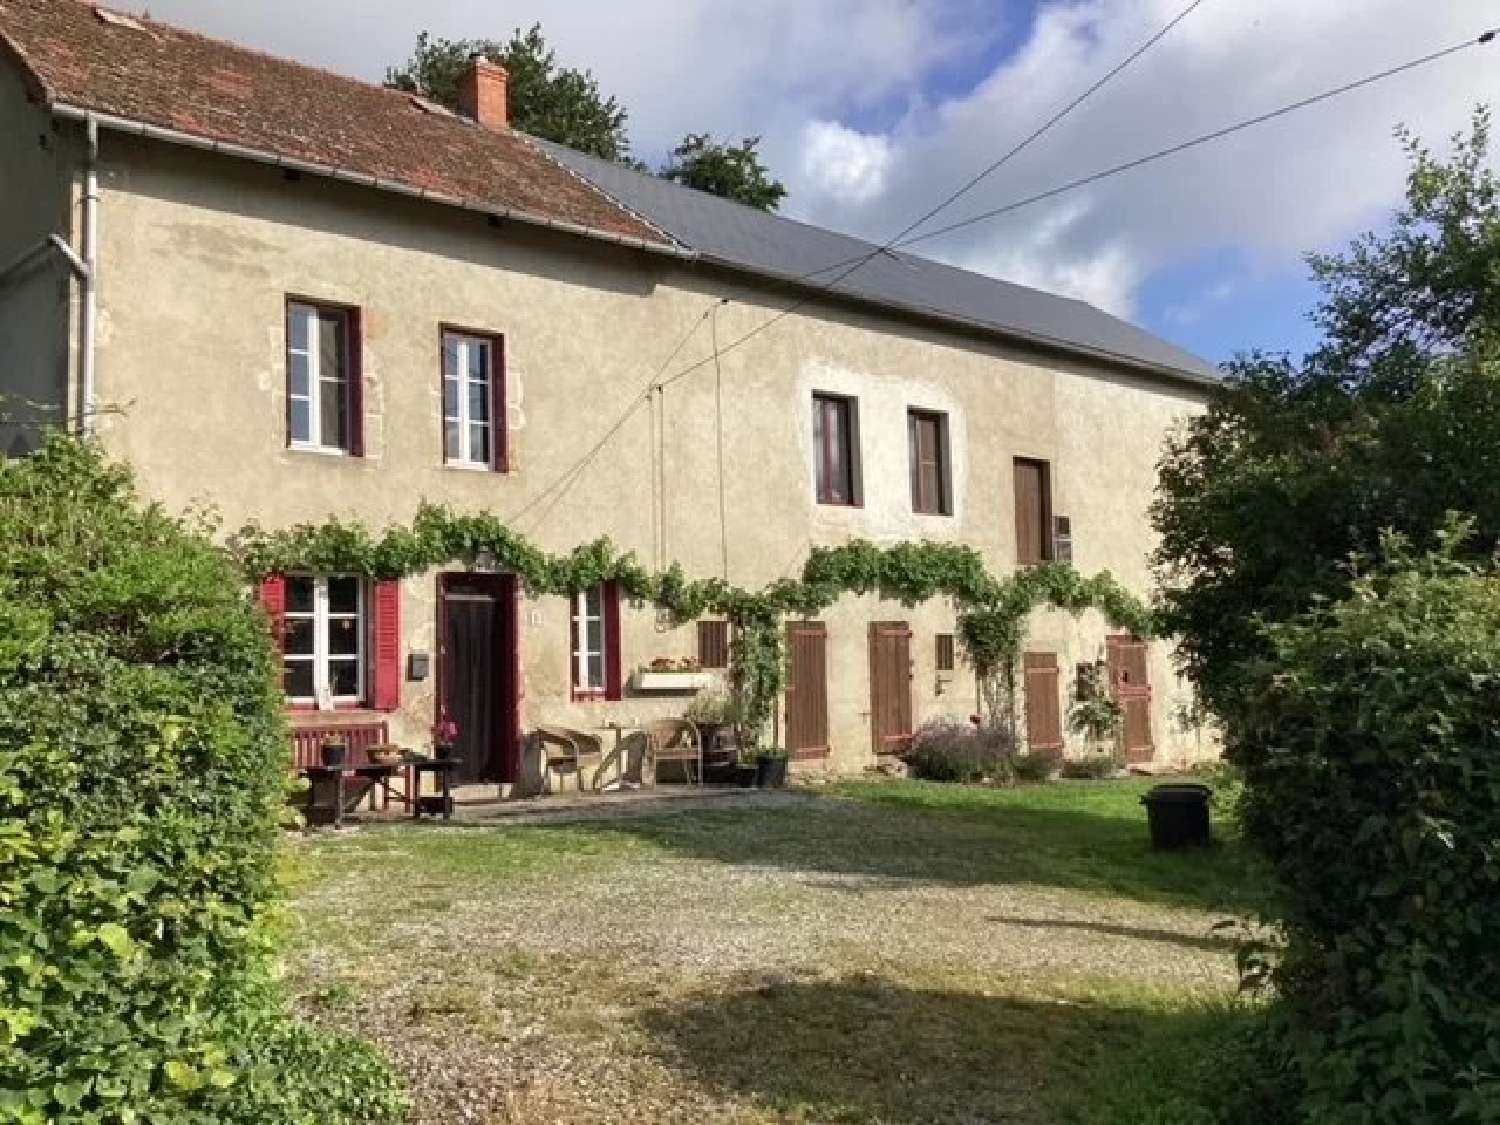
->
521;133;685;252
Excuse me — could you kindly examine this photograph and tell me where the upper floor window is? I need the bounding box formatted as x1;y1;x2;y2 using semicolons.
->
282;575;365;705
286;300;360;454
908;408;952;515
443;329;504;469
1013;457;1053;565
813;392;862;506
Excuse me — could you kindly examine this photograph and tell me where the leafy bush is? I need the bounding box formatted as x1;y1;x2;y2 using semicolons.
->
903;718;1016;783
1011;751;1059;783
1237;533;1500;1123
1059;754;1120;780
0;435;406;1123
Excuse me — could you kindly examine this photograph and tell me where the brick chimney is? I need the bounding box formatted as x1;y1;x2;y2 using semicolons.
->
456;55;508;129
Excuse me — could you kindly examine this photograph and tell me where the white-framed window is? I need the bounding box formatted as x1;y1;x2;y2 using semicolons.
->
283;575;365;705
287;301;352;452
443;331;494;467
570;585;606;695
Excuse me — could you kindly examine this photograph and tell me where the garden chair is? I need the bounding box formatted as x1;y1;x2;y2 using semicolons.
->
645;718;702;786
533;725;605;794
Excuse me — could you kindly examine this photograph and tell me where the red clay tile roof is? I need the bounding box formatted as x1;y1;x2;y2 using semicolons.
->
0;0;680;252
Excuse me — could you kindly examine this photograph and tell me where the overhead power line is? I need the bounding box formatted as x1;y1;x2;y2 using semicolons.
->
504;0;1206;525
652;27;1497;394
894;30;1500;251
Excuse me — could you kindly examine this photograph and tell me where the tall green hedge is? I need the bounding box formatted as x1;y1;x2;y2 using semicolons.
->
0;435;405;1123
1238;531;1500;1122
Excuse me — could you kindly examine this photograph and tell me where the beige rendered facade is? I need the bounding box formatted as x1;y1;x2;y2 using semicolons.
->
1;102;1215;784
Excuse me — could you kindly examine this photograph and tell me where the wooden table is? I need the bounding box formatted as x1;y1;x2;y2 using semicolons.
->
409;758;462;820
300;762;401;828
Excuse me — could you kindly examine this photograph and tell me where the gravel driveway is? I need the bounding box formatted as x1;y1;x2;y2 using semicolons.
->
289;784;1244;1124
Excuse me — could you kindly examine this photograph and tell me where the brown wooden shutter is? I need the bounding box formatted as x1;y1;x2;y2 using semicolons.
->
1023;652;1064;752
346;307;365;458
935;633;956;672
785;621;829;758
697;620;730;669
868;621;914;754
371;579;401;710
1107;634;1154;763
604;580;623;701
1013;458;1052;565
909;412;943;514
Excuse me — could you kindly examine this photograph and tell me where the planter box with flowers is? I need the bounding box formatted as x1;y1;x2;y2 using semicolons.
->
631;656;712;693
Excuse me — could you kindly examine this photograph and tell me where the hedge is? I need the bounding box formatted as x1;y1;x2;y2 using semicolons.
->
0;435;406;1123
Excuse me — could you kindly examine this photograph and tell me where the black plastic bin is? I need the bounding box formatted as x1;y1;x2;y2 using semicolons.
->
1141;783;1211;849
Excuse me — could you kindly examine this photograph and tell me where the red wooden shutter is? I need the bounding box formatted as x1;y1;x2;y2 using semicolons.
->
491;333;508;473
257;575;287;650
346;307;365;458
371;578;401;710
604;580;623;701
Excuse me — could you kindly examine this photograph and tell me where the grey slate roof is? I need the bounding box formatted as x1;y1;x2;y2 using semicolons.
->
538;139;1219;385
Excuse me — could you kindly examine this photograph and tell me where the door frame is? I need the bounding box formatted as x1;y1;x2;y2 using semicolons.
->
436;572;522;783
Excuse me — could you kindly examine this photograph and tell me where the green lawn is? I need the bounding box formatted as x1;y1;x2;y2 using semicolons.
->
289;779;1263;1124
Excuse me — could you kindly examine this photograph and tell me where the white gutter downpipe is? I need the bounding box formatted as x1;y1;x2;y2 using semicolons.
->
79;114;99;435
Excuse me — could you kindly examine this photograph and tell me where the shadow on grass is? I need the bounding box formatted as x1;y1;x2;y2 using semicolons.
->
564;782;1261;913
985;914;1237;954
639;972;1247;1125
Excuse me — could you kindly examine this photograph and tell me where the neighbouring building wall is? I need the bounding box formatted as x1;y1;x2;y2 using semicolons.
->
81;132;1213;776
0;64;76;452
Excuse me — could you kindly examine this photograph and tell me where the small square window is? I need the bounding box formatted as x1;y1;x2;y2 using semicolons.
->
935;633;956;673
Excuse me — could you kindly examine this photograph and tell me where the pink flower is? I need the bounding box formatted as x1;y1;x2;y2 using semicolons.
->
432;716;460;743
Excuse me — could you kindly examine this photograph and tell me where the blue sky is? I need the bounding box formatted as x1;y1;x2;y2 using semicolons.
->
132;0;1498;367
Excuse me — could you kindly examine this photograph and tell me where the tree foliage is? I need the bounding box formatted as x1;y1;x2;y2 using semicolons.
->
1239;531;1500;1122
1153;110;1500;723
0;435;406;1123
386;26;634;162
658;133;788;211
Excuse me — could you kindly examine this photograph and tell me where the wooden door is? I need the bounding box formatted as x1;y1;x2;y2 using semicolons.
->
869;621;914;755
1106;634;1154;764
1023;652;1064;752
438;573;519;784
785;621;829;760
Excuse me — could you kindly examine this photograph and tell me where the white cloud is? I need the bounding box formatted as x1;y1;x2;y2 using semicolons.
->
955;199;1145;316
800;121;893;206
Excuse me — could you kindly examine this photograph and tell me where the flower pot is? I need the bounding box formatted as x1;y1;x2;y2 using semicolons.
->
434;742;455;761
754;754;789;789
733;764;758;789
319;739;347;768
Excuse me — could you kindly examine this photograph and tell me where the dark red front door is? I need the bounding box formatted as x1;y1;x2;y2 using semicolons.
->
438;573;519;784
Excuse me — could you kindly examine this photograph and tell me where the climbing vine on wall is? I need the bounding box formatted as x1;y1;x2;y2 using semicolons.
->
231;504;1154;745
